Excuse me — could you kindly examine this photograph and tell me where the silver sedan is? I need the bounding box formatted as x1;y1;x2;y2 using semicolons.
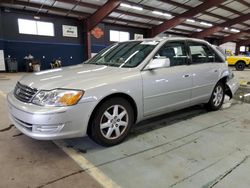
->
7;38;239;146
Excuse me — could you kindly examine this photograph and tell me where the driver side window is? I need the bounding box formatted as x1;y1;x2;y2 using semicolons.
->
154;41;188;67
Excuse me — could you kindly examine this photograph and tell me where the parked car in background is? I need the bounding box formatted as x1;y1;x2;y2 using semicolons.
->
225;50;250;71
8;38;239;146
240;51;250;57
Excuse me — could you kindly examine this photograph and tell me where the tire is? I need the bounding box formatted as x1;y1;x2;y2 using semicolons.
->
206;82;225;111
235;61;245;71
90;97;134;146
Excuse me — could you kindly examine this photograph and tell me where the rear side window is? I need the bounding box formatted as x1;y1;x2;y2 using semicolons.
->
188;42;223;64
154;41;188;66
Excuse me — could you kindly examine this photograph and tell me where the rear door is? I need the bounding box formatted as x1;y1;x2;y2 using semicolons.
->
142;40;192;116
187;41;223;104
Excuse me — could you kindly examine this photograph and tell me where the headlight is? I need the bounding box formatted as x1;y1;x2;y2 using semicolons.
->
32;89;84;107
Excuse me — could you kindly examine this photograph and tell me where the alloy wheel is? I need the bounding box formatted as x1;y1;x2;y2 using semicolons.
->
213;85;223;107
100;105;129;140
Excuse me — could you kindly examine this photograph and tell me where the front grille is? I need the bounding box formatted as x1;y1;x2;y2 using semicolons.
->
14;82;38;103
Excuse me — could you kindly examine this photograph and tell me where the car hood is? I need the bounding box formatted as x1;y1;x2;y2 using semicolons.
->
19;64;136;90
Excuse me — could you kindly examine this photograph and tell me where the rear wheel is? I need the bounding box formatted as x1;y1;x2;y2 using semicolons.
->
90;97;134;146
235;61;245;71
206;82;225;111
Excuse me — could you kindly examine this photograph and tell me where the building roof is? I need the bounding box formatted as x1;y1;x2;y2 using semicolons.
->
0;0;249;45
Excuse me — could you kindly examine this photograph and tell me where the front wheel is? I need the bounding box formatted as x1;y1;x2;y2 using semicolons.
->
90;97;134;146
206;82;225;111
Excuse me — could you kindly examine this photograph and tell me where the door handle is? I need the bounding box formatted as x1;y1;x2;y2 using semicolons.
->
214;70;218;72
183;74;191;78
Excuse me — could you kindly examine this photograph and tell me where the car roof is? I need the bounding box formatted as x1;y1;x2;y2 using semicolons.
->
127;37;210;44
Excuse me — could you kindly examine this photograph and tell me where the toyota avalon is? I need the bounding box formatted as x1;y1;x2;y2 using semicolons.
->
7;38;239;146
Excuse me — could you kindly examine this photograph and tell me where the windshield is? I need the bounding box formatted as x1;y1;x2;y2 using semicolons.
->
86;41;159;68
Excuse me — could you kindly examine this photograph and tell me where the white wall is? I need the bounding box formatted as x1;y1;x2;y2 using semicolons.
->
0;50;5;71
219;42;236;54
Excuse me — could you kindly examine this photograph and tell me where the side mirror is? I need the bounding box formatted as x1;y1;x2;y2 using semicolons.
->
145;58;170;70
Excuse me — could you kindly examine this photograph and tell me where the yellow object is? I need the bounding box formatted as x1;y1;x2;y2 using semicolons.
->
59;91;84;106
226;51;250;66
239;80;248;86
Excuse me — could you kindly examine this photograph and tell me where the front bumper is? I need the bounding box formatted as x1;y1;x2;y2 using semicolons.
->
7;91;94;140
226;77;240;98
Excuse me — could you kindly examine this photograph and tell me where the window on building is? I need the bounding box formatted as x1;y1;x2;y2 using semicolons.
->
18;19;54;37
110;30;130;42
240;46;246;52
36;21;54;36
18;19;37;35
